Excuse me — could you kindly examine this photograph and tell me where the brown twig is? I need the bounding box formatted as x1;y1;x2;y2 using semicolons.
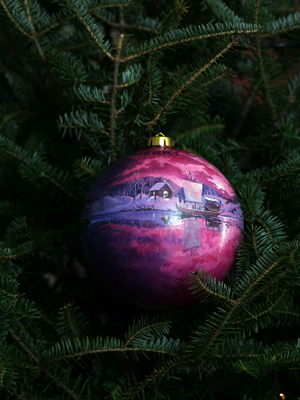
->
110;34;124;161
24;0;45;60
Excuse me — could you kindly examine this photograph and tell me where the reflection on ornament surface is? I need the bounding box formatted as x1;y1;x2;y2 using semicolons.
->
81;147;244;307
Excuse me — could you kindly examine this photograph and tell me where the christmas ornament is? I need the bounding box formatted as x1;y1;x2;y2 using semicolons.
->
81;134;243;307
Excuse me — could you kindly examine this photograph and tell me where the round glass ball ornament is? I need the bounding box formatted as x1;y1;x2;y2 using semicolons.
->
81;134;243;308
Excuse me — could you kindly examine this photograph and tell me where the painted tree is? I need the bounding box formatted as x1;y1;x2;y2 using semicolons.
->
128;178;143;201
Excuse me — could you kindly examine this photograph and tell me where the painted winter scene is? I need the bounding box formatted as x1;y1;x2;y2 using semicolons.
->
81;148;244;307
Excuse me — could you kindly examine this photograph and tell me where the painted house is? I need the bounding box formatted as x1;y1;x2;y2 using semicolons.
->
149;182;173;198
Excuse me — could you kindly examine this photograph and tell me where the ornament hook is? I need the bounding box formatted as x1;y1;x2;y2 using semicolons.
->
147;133;174;148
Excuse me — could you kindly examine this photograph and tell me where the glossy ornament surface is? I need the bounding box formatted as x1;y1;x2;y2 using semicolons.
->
81;144;243;308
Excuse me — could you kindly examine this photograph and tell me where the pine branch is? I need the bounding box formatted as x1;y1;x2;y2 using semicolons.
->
123;23;259;61
121;358;182;400
190;269;235;304
124;317;172;348
0;135;81;203
36;0;132;38
57;110;109;138
174;123;224;144
0;109;25;132
189;243;300;360
56;303;90;340
232;291;286;325
191;303;241;359
0;24;50;99
8;327;85;400
147;39;236;130
255;38;277;121
24;0;45;60
42;369;84;400
157;0;188;34
44;336;182;363
262;12;300;37
203;0;245;23
74;157;101;180
65;0;114;61
110;33;124;161
8;327;40;365
40;171;80;203
254;0;261;25
93;11;158;33
0;0;31;38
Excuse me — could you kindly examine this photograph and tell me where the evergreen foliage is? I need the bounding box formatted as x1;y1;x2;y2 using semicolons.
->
1;0;300;398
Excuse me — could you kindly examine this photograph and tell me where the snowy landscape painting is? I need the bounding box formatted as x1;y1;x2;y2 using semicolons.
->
81;148;244;307
85;173;243;219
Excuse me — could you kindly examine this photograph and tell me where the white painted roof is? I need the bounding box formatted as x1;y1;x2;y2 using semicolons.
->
150;182;173;191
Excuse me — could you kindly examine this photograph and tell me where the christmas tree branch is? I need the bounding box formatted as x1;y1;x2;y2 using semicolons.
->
255;39;277;121
44;317;183;364
254;216;273;238
192;270;235;304
40;172;80;203
93;12;158;33
274;309;300;319
0;110;25;132
122;358;182;400
8;327;39;364
8;327;85;400
0;0;31;38
65;0;115;61
194;302;241;358
174;123;224;143
110;33;124;161
124;321;171;348
251;229;260;258
46;345;181;363
232;291;286;324
260;10;300;38
58;123;110;137
24;0;45;60
191;246;298;359
254;0;261;25
85;137;106;156
64;303;80;339
37;1;132;38
42;369;84;400
203;0;244;23
0;24;50;99
74;159;99;179
146;39;236;131
0;136;80;203
254;1;277;122
39;313;58;331
156;2;188;35
12;241;43;259
262;22;300;37
123;26;259;61
242;260;280;300
177;69;230;101
243;265;294;307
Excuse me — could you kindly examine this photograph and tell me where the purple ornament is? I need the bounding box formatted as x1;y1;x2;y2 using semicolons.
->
81;138;243;308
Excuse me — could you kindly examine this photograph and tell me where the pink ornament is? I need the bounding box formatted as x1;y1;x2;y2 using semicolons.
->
81;137;243;308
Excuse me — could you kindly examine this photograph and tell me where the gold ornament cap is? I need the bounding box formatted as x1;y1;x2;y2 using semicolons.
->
147;133;174;148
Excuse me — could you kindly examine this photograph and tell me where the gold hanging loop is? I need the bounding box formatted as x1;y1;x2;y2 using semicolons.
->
147;133;174;148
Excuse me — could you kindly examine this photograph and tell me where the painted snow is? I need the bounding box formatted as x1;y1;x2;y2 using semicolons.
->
81;147;244;307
